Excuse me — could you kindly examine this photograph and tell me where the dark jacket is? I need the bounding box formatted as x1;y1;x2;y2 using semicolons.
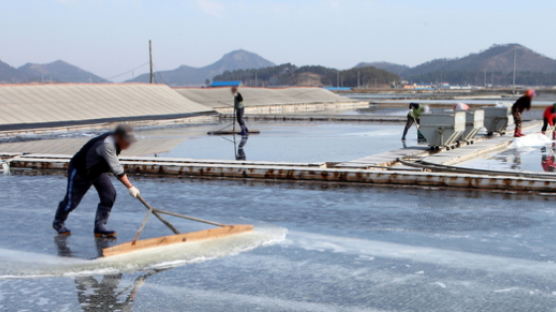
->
512;96;532;114
70;132;124;179
234;92;244;110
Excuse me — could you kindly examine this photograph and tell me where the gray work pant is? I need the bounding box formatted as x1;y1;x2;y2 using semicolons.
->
55;166;116;225
235;107;248;132
402;116;419;140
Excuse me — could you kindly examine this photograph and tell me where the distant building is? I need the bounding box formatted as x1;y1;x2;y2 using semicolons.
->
209;81;242;88
402;83;434;90
323;86;352;91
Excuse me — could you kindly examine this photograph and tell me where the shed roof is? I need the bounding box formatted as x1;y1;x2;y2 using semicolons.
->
174;87;354;109
0;83;214;130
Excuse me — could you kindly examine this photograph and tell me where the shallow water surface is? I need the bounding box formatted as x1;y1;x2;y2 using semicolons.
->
462;135;556;172
2;174;556;311
0;121;416;163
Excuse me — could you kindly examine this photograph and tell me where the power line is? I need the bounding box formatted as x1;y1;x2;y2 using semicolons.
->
104;62;149;81
152;63;169;85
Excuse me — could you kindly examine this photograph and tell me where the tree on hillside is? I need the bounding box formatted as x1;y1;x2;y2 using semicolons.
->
213;64;400;87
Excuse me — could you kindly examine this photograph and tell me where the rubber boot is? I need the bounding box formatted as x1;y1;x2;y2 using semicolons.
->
94;209;117;239
52;205;71;235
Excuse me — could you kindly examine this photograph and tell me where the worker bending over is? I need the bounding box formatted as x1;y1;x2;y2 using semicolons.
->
52;125;141;238
231;86;249;135
453;102;470;111
402;103;424;141
512;89;536;137
542;103;556;135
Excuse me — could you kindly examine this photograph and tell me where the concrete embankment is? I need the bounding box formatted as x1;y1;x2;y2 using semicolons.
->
174;87;367;114
220;114;405;123
5;153;556;194
0;83;216;135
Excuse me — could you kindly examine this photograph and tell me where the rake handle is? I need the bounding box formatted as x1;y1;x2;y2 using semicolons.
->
131;200;154;244
137;195;180;234
153;208;225;227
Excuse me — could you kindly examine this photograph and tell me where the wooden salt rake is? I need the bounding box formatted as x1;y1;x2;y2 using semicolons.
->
102;195;253;257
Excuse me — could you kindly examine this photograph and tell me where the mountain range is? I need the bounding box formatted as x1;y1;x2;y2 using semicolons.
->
128;50;275;86
0;60;107;83
0;60;26;83
0;50;273;85
358;44;556;85
1;44;556;86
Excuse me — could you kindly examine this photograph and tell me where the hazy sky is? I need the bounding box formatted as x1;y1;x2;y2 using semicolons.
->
2;0;555;80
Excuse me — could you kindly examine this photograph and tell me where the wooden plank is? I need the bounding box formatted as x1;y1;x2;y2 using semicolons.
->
207;130;261;135
102;224;254;257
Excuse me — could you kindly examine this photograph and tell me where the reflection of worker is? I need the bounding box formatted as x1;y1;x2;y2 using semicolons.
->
512;89;536;137
401;103;424;141
541;103;556;135
54;236;163;312
74;267;163;312
53;125;141;238
511;149;522;170
235;135;249;161
231;86;249;135
541;146;556;172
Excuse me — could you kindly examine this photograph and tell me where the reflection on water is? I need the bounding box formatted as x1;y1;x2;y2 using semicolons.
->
54;235;166;312
462;139;556;172
235;135;249;161
0;121;418;162
510;149;522;170
541;144;556;172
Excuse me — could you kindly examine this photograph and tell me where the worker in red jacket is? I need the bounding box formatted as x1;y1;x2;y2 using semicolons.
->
511;89;536;137
541;103;556;135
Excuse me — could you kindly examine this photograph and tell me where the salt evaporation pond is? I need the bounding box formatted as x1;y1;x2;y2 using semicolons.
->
0;121;417;163
462;134;556;172
2;174;556;311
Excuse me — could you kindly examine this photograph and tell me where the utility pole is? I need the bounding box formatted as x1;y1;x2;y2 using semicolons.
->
149;40;154;84
483;70;487;88
357;71;361;89
336;71;340;88
512;47;517;93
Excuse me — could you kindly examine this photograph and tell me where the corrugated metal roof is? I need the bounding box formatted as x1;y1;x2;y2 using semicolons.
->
0;83;214;130
174;87;355;109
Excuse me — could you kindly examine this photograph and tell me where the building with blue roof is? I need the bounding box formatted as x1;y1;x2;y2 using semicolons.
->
209;81;242;88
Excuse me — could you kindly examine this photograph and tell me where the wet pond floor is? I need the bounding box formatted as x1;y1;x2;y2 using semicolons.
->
0;121;417;163
2;174;556;311
461;135;556;173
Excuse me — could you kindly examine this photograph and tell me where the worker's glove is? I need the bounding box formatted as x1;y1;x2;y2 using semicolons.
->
128;186;140;198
